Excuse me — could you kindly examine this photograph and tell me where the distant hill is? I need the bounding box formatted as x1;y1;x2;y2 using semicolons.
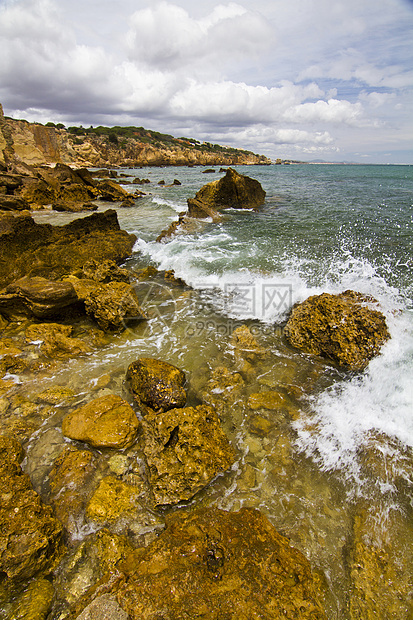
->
0;104;271;169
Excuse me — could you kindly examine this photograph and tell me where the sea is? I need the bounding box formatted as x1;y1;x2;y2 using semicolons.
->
28;163;413;618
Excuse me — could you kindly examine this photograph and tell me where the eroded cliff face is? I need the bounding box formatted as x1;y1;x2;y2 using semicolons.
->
0;106;271;168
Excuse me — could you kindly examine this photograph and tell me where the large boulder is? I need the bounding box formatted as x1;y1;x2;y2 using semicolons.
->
0;435;66;585
0;209;136;287
187;167;266;215
84;281;147;331
105;507;327;619
157;168;266;240
126;358;186;413
62;394;141;449
96;179;131;202
284;291;390;371
142;404;236;506
0;276;79;319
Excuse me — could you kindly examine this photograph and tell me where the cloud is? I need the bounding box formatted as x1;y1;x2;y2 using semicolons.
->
283;99;364;126
125;2;271;71
0;0;412;162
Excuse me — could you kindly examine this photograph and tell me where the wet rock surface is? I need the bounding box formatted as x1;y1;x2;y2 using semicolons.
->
62;394;141;449
84;282;147;332
142;404;236;506
126;357;187;413
284;290;390;371
108;507;327;619
0;276;79;319
0;435;66;585
0;209;136;287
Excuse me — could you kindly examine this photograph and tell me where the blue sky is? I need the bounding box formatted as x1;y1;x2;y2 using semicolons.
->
1;0;412;163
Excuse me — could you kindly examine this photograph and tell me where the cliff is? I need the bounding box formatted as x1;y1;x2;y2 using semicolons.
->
0;105;271;168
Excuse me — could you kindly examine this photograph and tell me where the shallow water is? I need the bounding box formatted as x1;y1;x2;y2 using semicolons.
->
2;163;413;618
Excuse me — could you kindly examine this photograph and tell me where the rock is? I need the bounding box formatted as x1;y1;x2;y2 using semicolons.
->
25;322;90;359
173;179;181;185
75;594;130;620
0;276;79;319
202;168;216;173
84;282;147;331
0;209;136;287
7;577;54;620
15;164;98;208
52;201;98;212
126;358;186;413
82;259;130;283
86;476;142;522
188;167;265;214
201;365;245;423
348;504;413;619
0;172;23;192
52;531;133;617
284;291;390;371
49;447;97;534
158;167;266;238
142;404;236;506
0;435;66;585
62;394;140;449
96;179;131;202
57;182;96;204
0;195;30;211
108;507;327;619
120;197;136;208
247;391;287;410
34;386;75;405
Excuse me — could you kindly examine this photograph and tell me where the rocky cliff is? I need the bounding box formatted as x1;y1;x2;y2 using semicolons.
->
0;104;271;168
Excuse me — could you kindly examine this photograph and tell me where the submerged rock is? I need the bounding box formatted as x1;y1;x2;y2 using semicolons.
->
6;577;54;620
0;435;65;585
126;357;186;413
84;281;147;332
49;447;97;536
86;476;142;522
62;394;141;449
75;594;129;620
348;504;413;619
0;209;136;287
142;404;236;506
284;291;390;371
107;507;327;619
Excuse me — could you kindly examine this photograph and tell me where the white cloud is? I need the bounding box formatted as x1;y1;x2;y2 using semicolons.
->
0;0;412;162
125;2;271;71
283;99;364;126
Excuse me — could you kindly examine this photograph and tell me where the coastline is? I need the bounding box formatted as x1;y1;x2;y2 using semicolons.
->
0;162;412;619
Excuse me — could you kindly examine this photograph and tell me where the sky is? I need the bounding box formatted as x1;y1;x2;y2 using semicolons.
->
1;0;413;163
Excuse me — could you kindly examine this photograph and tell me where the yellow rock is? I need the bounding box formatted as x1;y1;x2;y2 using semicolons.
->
62;394;140;449
86;476;142;522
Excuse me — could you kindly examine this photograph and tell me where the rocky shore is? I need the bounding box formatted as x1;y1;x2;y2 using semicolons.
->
0;104;271;169
1;162;408;620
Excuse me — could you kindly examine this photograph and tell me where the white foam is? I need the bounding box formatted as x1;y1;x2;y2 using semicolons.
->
294;308;413;476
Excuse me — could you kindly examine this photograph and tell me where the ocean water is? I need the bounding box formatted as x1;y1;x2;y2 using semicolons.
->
27;163;413;617
117;163;413;471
